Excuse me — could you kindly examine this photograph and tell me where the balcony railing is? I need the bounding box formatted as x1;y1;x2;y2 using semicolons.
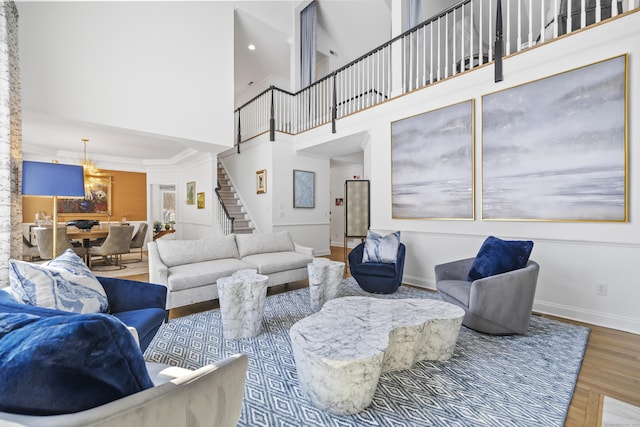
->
234;0;635;147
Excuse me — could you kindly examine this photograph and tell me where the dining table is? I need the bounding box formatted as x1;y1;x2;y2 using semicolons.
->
66;228;110;265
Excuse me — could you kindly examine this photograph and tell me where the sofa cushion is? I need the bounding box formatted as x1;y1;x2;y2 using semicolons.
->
8;250;108;314
167;258;257;292
241;251;313;275
0;312;153;416
468;236;534;281
112;308;167;350
235;231;294;257
156;235;239;267
362;230;401;264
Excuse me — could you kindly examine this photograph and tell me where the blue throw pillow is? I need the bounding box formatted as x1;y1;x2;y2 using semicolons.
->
362;230;401;264
467;236;534;281
0;312;153;415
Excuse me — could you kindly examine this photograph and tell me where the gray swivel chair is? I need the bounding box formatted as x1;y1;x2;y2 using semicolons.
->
33;227;85;260
127;223;148;262
435;258;539;335
88;225;134;269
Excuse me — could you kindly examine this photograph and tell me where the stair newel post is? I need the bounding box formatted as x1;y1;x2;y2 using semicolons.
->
332;72;337;134
494;0;504;83
236;108;242;153
269;86;276;142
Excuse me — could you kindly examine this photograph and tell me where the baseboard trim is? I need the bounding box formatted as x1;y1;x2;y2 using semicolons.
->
533;301;640;334
400;277;640;334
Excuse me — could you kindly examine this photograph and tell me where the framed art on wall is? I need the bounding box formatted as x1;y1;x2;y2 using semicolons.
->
58;175;111;215
482;55;627;221
256;169;267;194
197;192;205;209
293;170;315;208
186;181;195;205
391;99;474;220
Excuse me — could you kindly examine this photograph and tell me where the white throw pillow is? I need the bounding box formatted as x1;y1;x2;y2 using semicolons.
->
362;230;401;264
9;249;108;314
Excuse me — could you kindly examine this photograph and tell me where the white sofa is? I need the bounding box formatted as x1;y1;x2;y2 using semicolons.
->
148;231;314;311
0;354;249;427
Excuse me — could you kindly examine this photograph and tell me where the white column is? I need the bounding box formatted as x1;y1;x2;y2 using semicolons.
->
390;0;404;97
0;1;22;287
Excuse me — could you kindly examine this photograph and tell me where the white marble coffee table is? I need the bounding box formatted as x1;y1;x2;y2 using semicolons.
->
216;269;268;339
289;296;465;415
307;258;345;312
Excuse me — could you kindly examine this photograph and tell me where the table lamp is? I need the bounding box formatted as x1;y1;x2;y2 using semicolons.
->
22;161;85;259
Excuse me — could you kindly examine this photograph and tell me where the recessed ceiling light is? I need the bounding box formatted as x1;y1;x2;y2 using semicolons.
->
248;44;256;50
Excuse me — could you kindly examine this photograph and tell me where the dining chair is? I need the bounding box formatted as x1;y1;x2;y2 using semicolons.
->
127;223;149;262
33;227;85;260
22;236;41;261
88;225;134;269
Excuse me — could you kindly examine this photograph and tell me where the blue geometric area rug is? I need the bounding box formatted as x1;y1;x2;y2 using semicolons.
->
144;278;589;427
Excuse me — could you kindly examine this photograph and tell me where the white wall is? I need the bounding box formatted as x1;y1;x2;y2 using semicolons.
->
220;133;331;255
18;1;234;146
219;137;274;234
330;163;364;247
273;141;331;255
289;12;640;334
146;153;219;240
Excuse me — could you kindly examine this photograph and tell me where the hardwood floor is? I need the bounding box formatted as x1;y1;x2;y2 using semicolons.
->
130;246;640;426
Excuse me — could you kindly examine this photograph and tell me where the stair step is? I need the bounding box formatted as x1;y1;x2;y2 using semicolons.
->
218;159;255;236
234;227;254;234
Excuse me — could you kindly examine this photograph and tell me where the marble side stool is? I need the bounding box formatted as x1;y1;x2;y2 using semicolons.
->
290;296;465;415
216;269;268;339
307;258;345;312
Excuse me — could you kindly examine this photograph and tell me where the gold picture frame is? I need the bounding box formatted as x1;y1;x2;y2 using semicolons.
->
197;192;205;209
186;181;195;205
481;55;627;222
256;169;267;194
58;175;111;215
391;99;475;220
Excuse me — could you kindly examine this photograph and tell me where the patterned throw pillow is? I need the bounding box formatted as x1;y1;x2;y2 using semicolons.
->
362;230;401;264
8;249;108;314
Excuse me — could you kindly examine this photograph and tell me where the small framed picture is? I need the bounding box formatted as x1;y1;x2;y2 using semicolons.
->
256;169;267;194
335;198;344;206
197;192;205;209
186;181;195;205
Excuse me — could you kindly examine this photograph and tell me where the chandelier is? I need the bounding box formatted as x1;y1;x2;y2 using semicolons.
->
81;138;99;176
80;138;101;197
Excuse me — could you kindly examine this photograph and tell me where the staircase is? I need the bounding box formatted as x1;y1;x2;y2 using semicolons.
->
216;161;254;234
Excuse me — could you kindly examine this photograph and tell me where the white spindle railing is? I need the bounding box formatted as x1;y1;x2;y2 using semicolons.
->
234;0;635;145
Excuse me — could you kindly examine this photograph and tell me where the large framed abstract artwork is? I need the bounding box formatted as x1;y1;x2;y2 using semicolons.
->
391;99;474;219
58;175;111;215
482;55;627;221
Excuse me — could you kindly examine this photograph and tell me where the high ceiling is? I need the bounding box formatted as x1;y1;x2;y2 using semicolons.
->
20;1;392;167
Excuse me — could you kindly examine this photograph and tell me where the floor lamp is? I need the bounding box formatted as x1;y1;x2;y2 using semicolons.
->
22;161;85;259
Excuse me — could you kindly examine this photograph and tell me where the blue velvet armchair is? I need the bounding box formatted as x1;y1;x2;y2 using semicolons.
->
0;276;166;351
348;242;406;294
